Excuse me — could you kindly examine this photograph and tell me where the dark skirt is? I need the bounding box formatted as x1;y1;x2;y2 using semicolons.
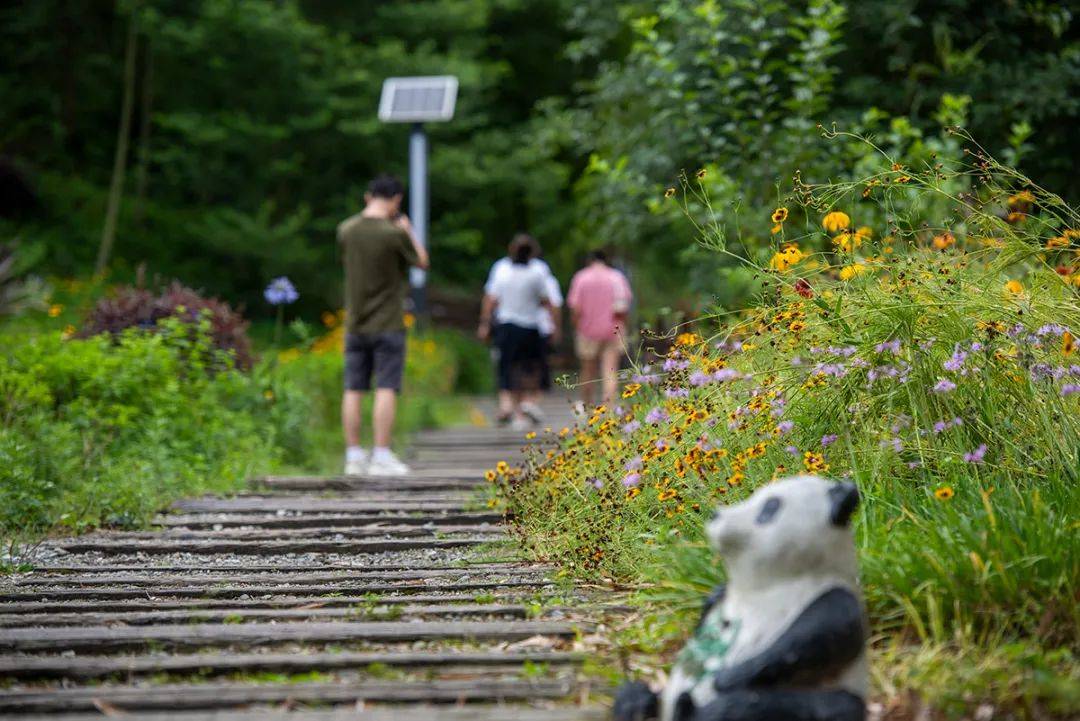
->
494;322;545;391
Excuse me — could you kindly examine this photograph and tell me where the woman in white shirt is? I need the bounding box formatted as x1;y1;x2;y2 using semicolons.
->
477;235;556;429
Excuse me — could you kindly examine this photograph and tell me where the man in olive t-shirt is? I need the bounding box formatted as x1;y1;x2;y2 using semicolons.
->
337;174;429;476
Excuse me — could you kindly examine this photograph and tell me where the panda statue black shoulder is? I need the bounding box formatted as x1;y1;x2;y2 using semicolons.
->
613;475;868;721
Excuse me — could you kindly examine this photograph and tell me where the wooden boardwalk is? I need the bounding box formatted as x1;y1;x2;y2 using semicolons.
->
1;397;615;720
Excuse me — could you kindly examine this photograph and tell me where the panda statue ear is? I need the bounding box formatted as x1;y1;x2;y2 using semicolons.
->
828;482;860;527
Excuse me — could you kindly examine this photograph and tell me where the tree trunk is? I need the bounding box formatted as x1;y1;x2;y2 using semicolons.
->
95;10;138;274
133;35;153;224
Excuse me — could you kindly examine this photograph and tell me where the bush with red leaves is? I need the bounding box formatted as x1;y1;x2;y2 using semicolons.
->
80;282;254;370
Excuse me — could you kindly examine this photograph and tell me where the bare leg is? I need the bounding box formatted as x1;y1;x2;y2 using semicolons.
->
580;356;598;407
497;390;514;420
600;343;622;403
342;390;364;448
372;388;397;449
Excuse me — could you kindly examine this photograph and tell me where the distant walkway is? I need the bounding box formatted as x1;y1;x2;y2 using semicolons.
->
0;396;619;719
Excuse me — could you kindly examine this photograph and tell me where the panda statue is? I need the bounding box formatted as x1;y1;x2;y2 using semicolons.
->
613;475;868;721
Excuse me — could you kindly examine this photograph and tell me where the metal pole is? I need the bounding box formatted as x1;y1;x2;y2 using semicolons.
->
408;123;428;315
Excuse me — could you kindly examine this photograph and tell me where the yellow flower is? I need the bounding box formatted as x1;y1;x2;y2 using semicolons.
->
496;461;510;475
626;487;642;499
48;304;63;318
485;469;497;482
696;168;707;179
803;451;829;473
403;312;416;329
726;471;744;486
1008;190;1035;208
934;486;954;501
822;211;850;233
1064;331;1075;357
832;231;861;253
932;232;956;250
675;332;701;346
525;431;537;440
61;324;76;339
854;226;872;242
1046;236;1070;249
664;187;676;198
1004;279;1024;295
657;488;678;501
622;383;642;398
771;223;783;235
771;207;789;224
769;244;804;272
788;320;806;332
839;263;868;281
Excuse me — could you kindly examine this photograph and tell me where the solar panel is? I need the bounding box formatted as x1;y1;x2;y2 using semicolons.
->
378;76;458;123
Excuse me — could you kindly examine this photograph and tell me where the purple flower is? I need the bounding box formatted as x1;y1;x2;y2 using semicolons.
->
880;437;903;452
875;339;902;354
663;356;690;372
264;276;299;305
664;387;690;399
776;420;794;435
689;370;711;387
622;420;641;434
713;368;741;382
1062;384;1080;397
644;407;669;425
963;444;988;464
932;420;948;434
622;472;641;488
821;434;838;447
943;345;967;372
933;379;957;393
655;439;669;452
625;456;643;471
785;445;800;456
587;477;603;490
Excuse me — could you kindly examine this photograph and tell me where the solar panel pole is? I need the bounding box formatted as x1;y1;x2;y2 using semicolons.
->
408;123;428;312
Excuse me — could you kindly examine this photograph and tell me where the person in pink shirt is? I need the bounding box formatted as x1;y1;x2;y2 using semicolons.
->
566;250;632;406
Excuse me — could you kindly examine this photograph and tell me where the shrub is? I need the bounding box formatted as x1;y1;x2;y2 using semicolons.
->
495;137;1079;659
80;281;254;369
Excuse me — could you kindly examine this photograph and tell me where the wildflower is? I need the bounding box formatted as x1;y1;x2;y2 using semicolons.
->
645;407;670;425
622;420;641;434
1004;279;1024;295
675;332;701;346
1046;236;1070;249
775;420;794;435
525;431;537;440
770;244;804;271
688;370;711;387
839;264;868;281
726;471;744;486
875;339;901;354
817;434;837;448
785;445;800;456
933;378;957;393
1008;190;1035;208
61;324;76;339
485;470;497;482
788;320;806;332
803;451;829;473
264;276;299;305
794;278;814;298
1062;384;1080;397
1006;211;1026;224
822;211;851;233
963;444;987;464
48;304;63;317
622;473;641;488
496;461;510;475
932;232;955;250
833;231;861;253
855;226;872;242
696;168;707;179
664;187;676;199
1064;331;1075;356
658;488;678;501
625;456;644;471
943;346;968;372
626;486;641;499
771;207;789;224
622;383;642;398
934;486;954;501
664;387;690;399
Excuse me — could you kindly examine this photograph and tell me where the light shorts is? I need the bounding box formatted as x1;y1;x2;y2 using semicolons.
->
575;333;623;361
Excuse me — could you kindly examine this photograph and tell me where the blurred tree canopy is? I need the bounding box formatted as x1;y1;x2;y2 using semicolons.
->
1;0;1076;314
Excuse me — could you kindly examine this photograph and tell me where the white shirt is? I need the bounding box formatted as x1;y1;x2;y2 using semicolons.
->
487;261;555;329
485;257;562;335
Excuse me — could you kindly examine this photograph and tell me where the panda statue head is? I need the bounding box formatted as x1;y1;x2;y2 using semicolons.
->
706;475;860;591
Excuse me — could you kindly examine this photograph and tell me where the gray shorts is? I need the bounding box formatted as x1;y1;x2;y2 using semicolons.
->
344;331;406;391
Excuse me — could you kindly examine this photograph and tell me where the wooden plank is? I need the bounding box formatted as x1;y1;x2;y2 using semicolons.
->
0;591;566;615
0;620;584;653
46;536;502;556
0;649;583;680
170;498;473;513
0;603;537;628
0;579;553;603
155;512;504;529
65;524;503;542
28;561;533;574
0;678;579;713
14;568;538;588
10;708;606;721
254;477;486;491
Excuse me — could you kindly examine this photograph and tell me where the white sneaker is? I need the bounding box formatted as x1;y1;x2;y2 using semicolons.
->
368;451;411;477
344;452;369;476
520;401;545;424
510;415;531;431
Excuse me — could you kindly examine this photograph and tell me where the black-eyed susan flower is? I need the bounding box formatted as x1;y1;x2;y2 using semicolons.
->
657;488;678;501
1063;331;1075;356
822;211;850;233
664;187;676;199
771;207;789;224
496;461;510;475
934;486;954;501
696;168;707;179
621;383;642;399
485;469;497;482
803;451;829;473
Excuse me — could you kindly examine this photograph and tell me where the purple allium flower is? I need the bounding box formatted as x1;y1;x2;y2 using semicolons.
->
664;387;690;399
622;472;641;488
875;339;902;354
933;378;957;393
264;276;299;305
785;445;800;456
963;443;988;464
625;456;643;471
644;407;669;425
622;420;641;434
821;434;838;447
663;356;690;372
776;420;794;435
1062;384;1080;397
713;368;740;382
1036;323;1066;337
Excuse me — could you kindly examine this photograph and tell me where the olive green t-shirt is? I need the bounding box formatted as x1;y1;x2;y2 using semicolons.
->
337;214;419;334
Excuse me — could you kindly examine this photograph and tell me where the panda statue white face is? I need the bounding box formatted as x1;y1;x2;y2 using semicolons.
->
705;474;860;591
